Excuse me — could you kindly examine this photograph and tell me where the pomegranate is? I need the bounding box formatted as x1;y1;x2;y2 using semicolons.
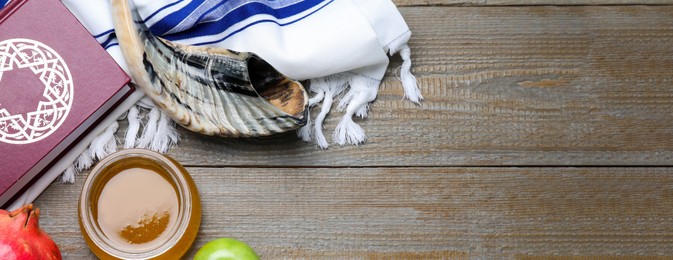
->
0;204;61;260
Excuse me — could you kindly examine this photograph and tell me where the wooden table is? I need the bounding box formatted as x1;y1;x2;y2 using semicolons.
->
35;1;673;258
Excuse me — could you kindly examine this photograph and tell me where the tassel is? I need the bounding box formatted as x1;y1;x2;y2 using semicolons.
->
60;150;93;183
308;90;325;106
297;109;314;142
75;150;93;171
336;88;354;112
313;90;332;149
59;122;117;183
398;44;422;103
387;31;422;104
333;116;366;146
89;121;119;160
333;75;378;146
60;166;76;184
336;87;370;119
297;84;326;142
150;110;180;153
58;94;185;184
302;75;348;149
309;77;331;148
124;106;141;149
165;115;180;150
137;106;160;148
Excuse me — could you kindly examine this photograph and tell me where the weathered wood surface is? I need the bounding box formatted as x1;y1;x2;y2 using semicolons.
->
395;0;673;6
162;6;673;167
33;3;673;260
35;167;673;259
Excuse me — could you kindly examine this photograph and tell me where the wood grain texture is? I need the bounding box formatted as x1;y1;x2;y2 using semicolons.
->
30;5;673;260
34;167;673;259
393;0;673;7
152;6;673;167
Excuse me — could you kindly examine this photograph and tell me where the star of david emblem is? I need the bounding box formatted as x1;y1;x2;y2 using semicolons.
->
0;38;73;145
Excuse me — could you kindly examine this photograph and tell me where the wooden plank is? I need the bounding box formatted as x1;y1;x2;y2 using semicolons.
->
34;167;673;259
148;6;673;167
393;0;673;7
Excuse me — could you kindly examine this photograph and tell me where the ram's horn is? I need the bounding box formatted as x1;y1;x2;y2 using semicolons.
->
111;0;308;137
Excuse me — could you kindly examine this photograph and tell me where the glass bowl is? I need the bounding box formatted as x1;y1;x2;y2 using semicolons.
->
78;149;201;259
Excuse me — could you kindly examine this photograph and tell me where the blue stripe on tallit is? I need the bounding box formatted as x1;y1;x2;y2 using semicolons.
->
94;0;184;39
93;29;115;39
187;0;334;46
105;42;119;50
191;0;305;25
100;33;117;48
142;0;184;23
149;0;306;36
151;0;328;40
148;0;207;36
0;0;330;50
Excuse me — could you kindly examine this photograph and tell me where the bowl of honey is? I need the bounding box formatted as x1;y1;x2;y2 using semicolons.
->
78;149;201;259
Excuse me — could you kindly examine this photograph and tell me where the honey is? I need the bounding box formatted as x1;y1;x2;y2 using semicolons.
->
79;149;201;259
96;168;179;250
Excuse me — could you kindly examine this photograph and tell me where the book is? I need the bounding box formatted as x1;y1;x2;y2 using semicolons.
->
0;0;140;208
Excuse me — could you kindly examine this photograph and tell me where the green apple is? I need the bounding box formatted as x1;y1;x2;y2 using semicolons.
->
194;238;260;260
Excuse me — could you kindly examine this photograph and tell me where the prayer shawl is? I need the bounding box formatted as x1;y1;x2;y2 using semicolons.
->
1;0;420;207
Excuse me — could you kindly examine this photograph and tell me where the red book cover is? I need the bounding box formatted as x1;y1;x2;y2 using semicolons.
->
0;0;132;205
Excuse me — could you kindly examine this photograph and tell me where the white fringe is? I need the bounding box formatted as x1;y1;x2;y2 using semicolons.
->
297;32;421;148
74;149;93;171
150;110;180;153
124;106;141;149
297;109;313;142
313;91;332;149
387;31;422;104
60;121;119;183
297;75;348;149
308;90;325;106
397;44;422;103
333;75;378;146
337;89;369;118
297;87;328;141
60;166;76;183
136;106;160;149
59;98;181;183
298;73;377;148
89;121;118;161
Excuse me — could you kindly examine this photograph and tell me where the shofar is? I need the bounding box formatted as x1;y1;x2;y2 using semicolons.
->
111;0;308;138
